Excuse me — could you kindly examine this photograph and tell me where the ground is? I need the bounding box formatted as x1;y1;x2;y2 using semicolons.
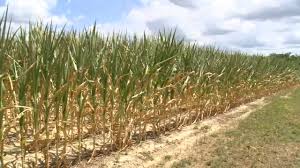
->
204;88;300;168
74;87;300;168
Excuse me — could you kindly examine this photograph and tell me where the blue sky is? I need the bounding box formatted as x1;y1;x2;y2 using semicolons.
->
52;0;142;28
0;0;143;29
1;0;300;54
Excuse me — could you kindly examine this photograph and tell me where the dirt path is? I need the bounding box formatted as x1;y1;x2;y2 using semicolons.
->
74;96;270;168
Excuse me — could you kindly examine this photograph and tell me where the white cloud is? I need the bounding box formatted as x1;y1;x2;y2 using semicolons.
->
169;0;197;9
96;0;300;54
0;0;71;26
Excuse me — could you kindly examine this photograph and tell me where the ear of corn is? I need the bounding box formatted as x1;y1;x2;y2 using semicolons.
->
0;10;299;167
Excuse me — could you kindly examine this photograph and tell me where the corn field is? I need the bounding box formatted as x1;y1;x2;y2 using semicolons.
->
0;12;299;167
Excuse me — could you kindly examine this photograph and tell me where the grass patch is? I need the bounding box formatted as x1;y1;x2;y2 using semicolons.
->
164;155;172;161
139;151;154;161
171;158;193;168
209;88;300;168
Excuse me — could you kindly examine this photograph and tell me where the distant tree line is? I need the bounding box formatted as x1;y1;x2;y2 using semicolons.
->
269;52;299;58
